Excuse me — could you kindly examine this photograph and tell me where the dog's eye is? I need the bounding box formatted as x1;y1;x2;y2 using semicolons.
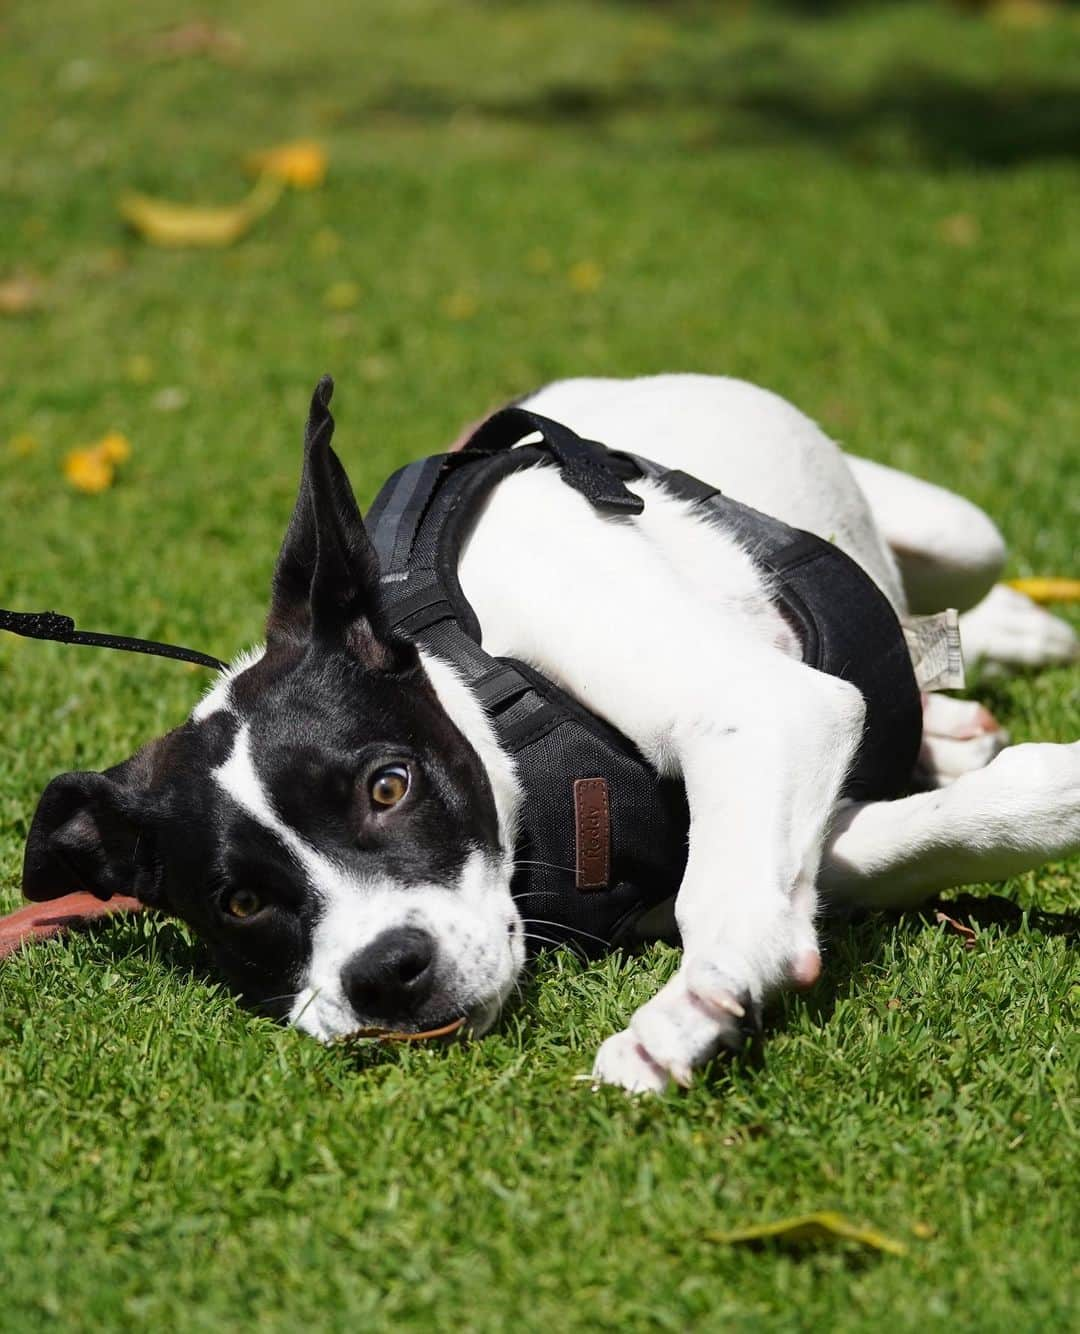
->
369;765;409;808
226;889;262;919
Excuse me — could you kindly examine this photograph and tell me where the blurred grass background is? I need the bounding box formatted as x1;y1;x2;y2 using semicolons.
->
1;1;1078;1329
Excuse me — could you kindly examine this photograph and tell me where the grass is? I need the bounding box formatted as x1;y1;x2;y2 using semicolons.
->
1;0;1078;1328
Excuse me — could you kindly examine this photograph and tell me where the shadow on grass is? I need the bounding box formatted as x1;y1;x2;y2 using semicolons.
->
42;885;1075;1081
789;892;1078;1037
369;61;1080;168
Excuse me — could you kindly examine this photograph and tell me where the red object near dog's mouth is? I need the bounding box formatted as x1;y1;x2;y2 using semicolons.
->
339;1016;467;1044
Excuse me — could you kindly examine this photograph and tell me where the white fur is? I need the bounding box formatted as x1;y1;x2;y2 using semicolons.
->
191;645;265;722
418;649;523;853
821;742;1080;909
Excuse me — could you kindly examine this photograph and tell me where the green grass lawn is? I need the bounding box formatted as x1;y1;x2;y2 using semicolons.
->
2;1;1078;1328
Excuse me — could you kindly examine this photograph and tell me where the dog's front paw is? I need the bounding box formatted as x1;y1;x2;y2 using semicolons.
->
591;1028;672;1095
590;966;755;1094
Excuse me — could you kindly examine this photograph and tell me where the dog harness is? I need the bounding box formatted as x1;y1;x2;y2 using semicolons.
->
365;408;923;955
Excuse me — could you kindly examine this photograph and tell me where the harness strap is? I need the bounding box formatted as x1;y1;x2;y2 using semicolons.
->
460;408;644;516
0;607;225;671
630;453;921;799
368;441;617;756
365;455;446;580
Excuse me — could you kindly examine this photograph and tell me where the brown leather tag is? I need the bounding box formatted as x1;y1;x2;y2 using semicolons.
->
574;778;610;890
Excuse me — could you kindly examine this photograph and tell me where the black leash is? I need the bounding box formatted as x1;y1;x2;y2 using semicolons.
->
0;607;225;672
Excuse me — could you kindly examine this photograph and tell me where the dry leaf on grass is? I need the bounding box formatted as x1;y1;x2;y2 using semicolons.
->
63;433;132;494
707;1211;907;1256
64;450;114;495
1006;577;1080;604
119;175;282;248
0;274;45;315
97;431;131;464
131;20;245;63
934;910;978;948
246;140;327;190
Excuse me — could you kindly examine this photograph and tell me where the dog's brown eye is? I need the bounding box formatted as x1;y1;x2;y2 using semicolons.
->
370;765;409;808
227;889;262;919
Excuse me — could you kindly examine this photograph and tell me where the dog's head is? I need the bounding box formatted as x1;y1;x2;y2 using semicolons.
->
23;378;524;1039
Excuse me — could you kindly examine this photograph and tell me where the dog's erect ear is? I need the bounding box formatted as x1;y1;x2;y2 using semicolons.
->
268;376;412;670
23;754;158;904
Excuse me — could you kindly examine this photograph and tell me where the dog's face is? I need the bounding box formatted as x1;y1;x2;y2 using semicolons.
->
23;379;525;1039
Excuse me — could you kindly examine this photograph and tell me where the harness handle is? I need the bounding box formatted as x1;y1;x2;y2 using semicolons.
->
0;607;225;671
461;407;644;517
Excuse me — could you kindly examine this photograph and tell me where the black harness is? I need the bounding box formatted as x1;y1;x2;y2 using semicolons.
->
366;407;923;955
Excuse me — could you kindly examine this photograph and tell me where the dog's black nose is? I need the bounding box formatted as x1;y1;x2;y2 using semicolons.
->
342;926;437;1022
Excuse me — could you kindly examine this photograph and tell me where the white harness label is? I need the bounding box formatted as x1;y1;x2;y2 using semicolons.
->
902;609;966;692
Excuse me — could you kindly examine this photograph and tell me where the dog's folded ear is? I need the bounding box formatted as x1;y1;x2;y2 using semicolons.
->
23;758;158;904
268;375;416;672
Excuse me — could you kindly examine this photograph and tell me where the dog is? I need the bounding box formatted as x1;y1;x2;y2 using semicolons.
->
22;374;1080;1092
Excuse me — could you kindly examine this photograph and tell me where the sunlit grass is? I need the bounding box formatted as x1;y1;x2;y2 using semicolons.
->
1;1;1078;1328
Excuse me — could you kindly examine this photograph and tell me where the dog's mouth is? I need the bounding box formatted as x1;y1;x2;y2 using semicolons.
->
337;1015;468;1045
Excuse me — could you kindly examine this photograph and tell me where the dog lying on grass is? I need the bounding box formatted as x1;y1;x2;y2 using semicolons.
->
22;375;1080;1092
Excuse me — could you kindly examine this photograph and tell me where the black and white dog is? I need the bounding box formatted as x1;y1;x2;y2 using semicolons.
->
22;375;1080;1092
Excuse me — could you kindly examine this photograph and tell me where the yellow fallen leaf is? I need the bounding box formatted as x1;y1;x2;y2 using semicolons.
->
98;431;132;464
0;274;44;315
246;140;327;190
706;1211;907;1256
568;259;603;293
64;448;114;495
1007;577;1080;604
119;175;282;248
62;432;133;493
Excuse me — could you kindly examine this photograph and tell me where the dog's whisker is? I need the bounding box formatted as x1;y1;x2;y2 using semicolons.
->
521;917;611;949
512;862;580;876
251;991;304;1010
521;931;572;952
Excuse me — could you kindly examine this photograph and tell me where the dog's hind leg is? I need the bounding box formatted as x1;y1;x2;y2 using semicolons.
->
819;741;1080;910
846;455;1006;614
955;584;1079;669
848;455;1078;667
